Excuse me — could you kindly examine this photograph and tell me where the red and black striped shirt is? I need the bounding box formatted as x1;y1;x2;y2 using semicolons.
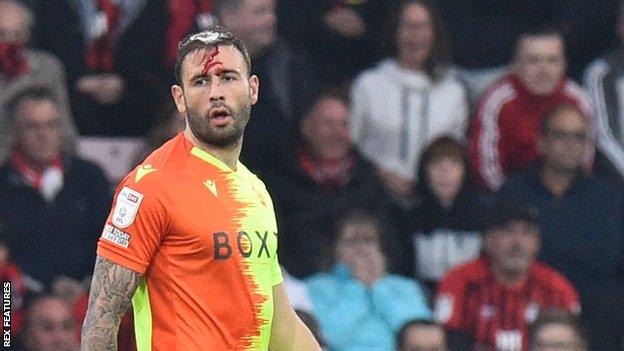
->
434;257;579;351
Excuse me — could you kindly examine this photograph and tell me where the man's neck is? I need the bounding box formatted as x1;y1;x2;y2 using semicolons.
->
13;151;53;173
540;165;577;197
492;266;529;287
184;130;241;170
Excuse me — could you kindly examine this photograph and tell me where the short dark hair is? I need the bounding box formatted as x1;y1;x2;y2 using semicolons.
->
174;26;252;86
529;309;587;349
396;319;446;350
515;26;564;56
483;199;539;234
540;103;588;136
301;85;350;121
5;85;57;122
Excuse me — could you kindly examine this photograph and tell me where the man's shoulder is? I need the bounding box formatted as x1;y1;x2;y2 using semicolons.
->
440;258;489;287
530;262;576;291
120;136;188;190
476;73;518;113
585;50;624;79
65;156;108;182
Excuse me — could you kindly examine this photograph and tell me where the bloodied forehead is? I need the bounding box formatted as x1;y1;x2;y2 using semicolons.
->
183;45;250;78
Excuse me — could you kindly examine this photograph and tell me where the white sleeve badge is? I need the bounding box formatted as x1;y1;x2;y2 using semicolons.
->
112;186;144;228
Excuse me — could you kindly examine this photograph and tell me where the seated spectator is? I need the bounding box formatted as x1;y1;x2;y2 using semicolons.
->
497;103;624;350
33;0;168;136
18;295;79;351
350;0;468;207
529;310;587;351
434;200;580;351
265;87;388;278
306;209;431;351
397;319;448;351
0;0;75;164
584;2;624;186
0;87;111;287
469;27;592;192
435;1;558;104
388;135;490;282
214;0;319;176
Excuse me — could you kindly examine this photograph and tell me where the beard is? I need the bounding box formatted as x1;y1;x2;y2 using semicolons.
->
186;99;251;148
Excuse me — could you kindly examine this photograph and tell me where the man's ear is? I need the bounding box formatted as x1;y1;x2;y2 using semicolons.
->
171;85;186;114
249;75;259;105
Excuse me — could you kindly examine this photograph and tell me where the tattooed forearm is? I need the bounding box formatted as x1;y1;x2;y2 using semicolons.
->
81;255;141;351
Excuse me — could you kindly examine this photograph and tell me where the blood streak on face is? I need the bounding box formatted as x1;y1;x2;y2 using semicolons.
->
202;46;223;74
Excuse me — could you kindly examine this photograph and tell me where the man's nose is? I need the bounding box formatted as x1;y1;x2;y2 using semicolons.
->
209;81;225;101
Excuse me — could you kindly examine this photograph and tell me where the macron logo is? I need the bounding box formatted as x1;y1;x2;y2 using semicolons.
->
203;179;218;197
135;165;157;183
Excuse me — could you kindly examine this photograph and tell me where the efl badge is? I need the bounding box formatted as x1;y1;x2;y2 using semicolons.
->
112;187;144;228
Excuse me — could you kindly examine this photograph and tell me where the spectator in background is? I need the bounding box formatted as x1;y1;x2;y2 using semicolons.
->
131;98;186;166
397;319;448;351
350;0;468;208
0;0;76;164
277;0;390;85
0;87;111;287
388;136;490;285
434;200;580;351
436;1;558;103
584;1;624;186
469;27;592;192
165;0;216;73
529;310;587;351
33;0;168;136
214;0;319;176
18;295;79;351
265;87;387;278
306;210;431;351
497;104;624;350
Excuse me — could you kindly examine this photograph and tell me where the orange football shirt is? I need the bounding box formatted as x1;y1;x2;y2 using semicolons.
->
97;133;283;350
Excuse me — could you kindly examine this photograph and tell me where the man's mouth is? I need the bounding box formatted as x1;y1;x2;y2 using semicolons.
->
210;108;232;126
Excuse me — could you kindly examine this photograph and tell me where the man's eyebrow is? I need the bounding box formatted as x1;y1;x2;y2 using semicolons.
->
213;68;241;76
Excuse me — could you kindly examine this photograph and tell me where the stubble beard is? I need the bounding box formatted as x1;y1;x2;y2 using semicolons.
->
186;99;251;148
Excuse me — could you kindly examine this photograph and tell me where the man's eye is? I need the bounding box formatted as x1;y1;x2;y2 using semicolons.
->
223;74;237;82
195;78;208;86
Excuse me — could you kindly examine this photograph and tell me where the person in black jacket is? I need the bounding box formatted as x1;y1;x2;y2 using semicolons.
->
264;87;388;278
0;86;111;287
32;0;168;136
388;135;491;289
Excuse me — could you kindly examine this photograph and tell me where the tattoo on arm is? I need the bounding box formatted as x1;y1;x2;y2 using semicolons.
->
81;255;141;351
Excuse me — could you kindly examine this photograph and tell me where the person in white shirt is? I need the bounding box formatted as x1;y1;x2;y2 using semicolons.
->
350;0;468;206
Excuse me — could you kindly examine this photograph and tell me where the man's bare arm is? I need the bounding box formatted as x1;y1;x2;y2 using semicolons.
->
270;283;321;351
81;255;141;351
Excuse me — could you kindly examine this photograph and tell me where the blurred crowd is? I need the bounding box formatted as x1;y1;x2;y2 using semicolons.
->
1;0;623;350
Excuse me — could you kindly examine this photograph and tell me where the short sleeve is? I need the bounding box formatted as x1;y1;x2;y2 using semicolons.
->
97;176;168;274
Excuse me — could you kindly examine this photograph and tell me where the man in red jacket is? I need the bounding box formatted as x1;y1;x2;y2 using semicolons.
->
434;200;580;351
469;27;592;191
